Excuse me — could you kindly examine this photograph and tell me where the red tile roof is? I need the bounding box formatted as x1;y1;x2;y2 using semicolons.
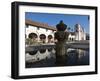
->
25;19;56;31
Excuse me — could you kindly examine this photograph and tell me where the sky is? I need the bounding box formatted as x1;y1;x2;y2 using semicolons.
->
25;12;89;33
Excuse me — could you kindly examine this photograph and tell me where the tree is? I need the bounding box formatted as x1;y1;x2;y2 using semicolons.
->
67;27;71;31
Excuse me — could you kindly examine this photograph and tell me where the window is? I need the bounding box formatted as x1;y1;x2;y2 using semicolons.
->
37;27;40;30
46;29;48;32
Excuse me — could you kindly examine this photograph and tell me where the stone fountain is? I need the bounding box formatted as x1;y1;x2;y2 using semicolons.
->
54;20;69;66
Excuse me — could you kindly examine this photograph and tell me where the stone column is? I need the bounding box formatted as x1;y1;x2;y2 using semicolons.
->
54;20;69;66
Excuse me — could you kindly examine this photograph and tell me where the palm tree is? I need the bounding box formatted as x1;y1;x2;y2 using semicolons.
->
67;27;71;32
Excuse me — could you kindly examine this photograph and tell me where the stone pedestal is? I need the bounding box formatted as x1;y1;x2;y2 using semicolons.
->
55;31;69;65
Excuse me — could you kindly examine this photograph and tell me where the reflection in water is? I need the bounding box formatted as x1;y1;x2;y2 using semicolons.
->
28;50;38;55
66;49;89;65
48;48;53;52
39;49;46;53
26;48;89;68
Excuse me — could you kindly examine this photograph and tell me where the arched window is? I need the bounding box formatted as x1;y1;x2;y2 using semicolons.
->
25;34;27;38
39;34;46;43
72;38;74;41
70;38;72;40
48;35;53;43
48;35;53;39
28;33;38;39
40;34;46;39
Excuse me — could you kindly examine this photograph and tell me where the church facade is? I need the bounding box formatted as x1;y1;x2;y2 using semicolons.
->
25;20;86;44
68;24;86;41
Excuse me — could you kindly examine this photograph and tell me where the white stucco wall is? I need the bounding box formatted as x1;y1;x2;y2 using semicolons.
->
26;25;55;43
26;23;86;42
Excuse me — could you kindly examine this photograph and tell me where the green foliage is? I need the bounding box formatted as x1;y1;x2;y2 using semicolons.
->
25;38;42;46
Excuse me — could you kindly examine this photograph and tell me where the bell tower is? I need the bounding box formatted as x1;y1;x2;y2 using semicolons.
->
75;24;83;40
